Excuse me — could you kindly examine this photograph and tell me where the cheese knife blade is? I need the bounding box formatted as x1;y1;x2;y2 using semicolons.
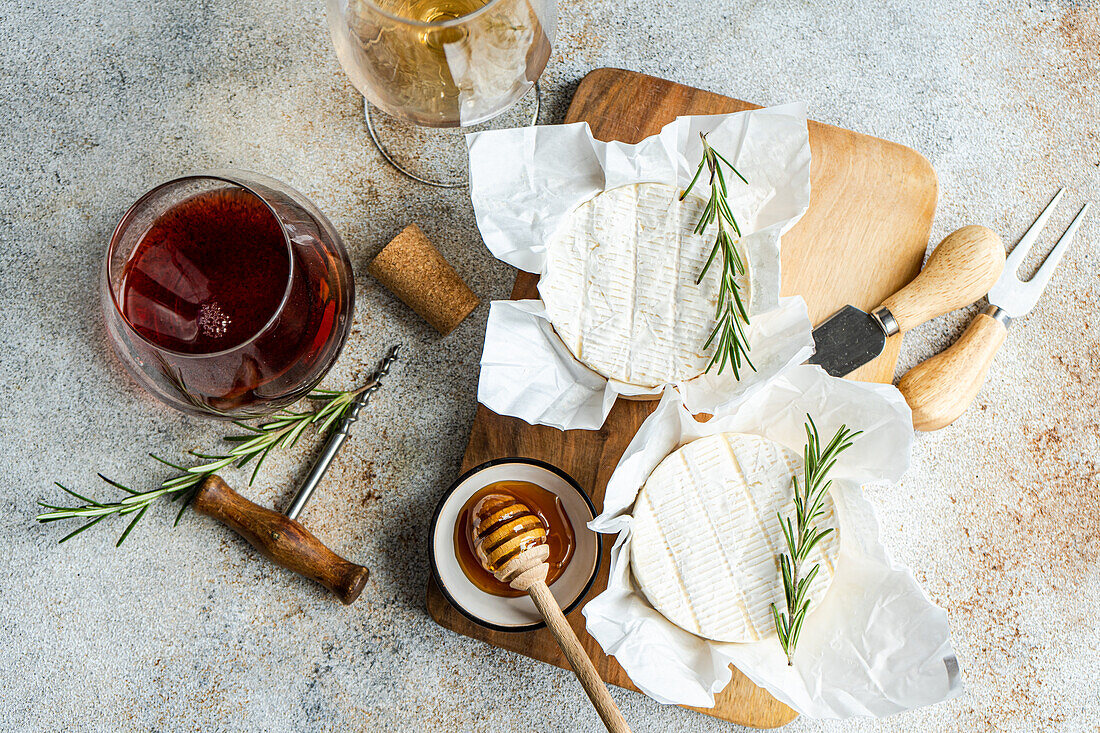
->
807;305;892;377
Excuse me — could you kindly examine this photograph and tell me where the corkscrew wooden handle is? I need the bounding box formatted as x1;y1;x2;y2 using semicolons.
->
192;475;369;604
898;311;1008;431
879;225;1005;333
527;580;631;733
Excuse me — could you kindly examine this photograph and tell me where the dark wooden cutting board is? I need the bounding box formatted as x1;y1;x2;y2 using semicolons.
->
427;68;938;728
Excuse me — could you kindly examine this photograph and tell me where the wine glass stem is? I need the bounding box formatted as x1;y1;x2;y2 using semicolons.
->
364;80;542;189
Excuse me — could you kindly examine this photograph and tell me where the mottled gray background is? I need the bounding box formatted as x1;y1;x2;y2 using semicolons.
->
1;0;1097;730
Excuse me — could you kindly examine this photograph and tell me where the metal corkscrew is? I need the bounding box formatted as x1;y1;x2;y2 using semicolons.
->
190;344;401;604
285;344;401;520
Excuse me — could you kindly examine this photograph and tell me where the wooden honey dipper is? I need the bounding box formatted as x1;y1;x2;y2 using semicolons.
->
470;493;630;733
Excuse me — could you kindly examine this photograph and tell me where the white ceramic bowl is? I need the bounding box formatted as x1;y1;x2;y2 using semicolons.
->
429;458;601;632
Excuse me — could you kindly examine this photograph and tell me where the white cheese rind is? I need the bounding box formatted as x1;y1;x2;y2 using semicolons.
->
629;432;840;643
538;183;751;388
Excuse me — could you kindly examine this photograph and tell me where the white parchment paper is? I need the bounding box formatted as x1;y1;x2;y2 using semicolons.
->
583;365;962;718
469;105;815;430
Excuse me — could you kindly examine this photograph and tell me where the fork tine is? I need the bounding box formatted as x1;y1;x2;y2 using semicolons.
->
1007;188;1065;276
1028;202;1091;290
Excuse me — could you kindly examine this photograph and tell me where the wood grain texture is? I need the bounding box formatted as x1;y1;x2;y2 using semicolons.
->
880;226;1005;333
528;579;632;733
898;312;1008;431
427;68;939;728
193;476;370;604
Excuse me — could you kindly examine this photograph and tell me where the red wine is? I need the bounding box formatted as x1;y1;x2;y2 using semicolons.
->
117;186;345;412
122;187;291;354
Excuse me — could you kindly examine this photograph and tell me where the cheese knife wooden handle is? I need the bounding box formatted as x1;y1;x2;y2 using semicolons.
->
898;309;1008;431
192;475;369;604
877;225;1005;333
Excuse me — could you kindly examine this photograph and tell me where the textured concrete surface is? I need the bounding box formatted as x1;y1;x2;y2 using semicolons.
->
1;0;1097;730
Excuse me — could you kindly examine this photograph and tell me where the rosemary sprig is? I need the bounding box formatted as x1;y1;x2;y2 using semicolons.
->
681;132;753;378
37;386;372;546
771;417;861;665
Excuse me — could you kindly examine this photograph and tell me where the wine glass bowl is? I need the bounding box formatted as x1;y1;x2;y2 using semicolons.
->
328;0;555;128
102;171;355;419
328;0;555;186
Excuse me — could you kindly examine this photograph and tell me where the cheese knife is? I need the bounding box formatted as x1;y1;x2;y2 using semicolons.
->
808;225;1006;377
899;191;1091;430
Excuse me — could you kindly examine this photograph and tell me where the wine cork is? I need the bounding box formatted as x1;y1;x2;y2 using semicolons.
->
368;224;480;336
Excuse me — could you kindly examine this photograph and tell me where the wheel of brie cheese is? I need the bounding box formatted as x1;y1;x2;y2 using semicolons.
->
538;182;752;389
630;432;840;643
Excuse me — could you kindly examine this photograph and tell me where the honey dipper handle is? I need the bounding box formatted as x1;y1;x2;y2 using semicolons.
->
192;476;369;604
528;580;631;733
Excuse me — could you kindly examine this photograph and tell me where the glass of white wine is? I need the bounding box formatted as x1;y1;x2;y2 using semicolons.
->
328;0;556;187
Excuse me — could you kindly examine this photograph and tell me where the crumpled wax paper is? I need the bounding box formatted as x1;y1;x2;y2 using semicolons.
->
583;365;962;718
444;0;555;125
468;104;815;430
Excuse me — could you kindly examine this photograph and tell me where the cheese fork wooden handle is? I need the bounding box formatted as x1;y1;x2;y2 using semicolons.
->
877;225;1005;333
898;310;1008;431
192;476;369;604
527;579;631;733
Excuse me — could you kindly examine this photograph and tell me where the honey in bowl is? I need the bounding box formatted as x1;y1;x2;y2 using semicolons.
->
454;481;575;598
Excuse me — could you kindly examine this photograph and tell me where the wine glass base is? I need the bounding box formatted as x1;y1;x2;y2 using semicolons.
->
364;82;541;189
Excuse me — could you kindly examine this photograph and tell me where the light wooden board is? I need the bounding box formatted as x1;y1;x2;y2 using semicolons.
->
427;68;938;728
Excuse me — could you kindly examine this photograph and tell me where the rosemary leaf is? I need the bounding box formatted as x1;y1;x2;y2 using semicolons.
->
116;504;148;547
56;483;104;506
149;454;188;471
60;514;109;544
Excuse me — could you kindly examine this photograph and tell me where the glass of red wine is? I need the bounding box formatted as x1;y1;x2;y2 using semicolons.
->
102;171;355;419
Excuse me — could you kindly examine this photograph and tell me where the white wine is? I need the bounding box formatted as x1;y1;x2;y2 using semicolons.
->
378;0;490;27
330;0;552;126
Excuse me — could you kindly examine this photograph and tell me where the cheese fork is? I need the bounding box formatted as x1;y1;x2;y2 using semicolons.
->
899;190;1092;430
